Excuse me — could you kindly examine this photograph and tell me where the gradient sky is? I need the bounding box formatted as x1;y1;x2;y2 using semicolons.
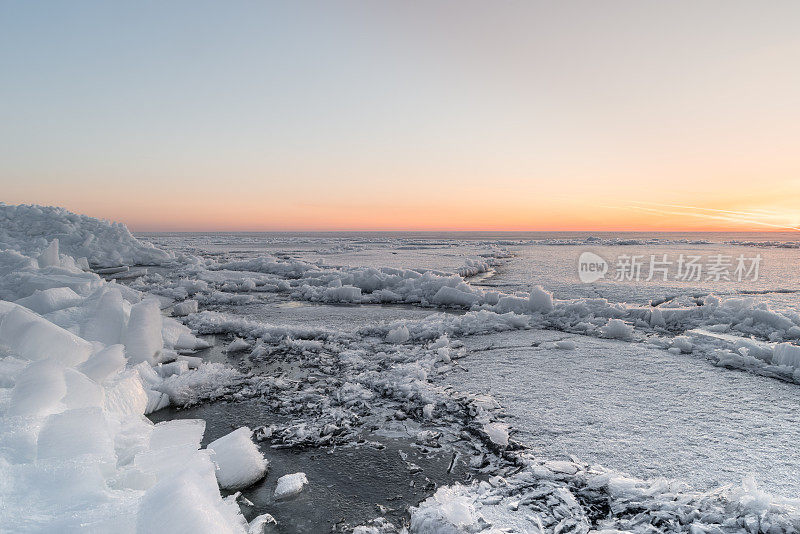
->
2;1;799;231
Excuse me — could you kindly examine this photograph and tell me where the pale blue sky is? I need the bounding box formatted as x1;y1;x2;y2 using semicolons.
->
1;1;799;230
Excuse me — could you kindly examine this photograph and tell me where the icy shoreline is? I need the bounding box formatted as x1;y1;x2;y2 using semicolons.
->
0;205;273;532
2;204;800;532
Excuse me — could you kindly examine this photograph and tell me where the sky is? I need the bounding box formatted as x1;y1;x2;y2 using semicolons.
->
1;1;799;232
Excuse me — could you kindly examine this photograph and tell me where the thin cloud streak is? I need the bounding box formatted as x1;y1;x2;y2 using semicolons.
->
624;205;800;232
630;201;791;220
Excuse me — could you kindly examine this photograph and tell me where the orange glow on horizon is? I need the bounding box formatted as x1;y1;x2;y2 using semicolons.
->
3;2;800;234
7;166;798;234
36;195;799;234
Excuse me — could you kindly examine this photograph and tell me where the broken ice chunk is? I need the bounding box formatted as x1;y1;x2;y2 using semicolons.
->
226;337;250;353
671;335;693;353
772;342;800;367
482;422;509;448
80;287;127;346
37;239;60;268
172;299;198;317
14;287;83;315
600;318;634;340
122;299;163;364
248;513;277;534
0;305;93;366
273;472;308;499
528;285;554;313
145;390;170;414
207;427;268;490
103;370;149;416
386;324;410;344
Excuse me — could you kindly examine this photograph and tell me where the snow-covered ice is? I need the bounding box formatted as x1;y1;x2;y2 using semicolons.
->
4;204;800;532
385;324;410;343
0;206;253;532
226;337;250;353
273;472;308;499
448;329;800;496
0;203;174;267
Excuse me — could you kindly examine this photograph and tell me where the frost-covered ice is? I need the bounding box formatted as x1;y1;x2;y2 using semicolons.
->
5;205;800;532
481;422;509;448
385;324;410;343
273;472;308;499
409;460;800;534
172;298;198;316
0;205;257;532
448;329;800;496
226;337;251;352
599;317;634;339
140;228;800;531
0;203;174;267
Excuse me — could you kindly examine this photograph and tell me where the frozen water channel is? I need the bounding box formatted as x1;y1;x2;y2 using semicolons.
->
447;329;800;496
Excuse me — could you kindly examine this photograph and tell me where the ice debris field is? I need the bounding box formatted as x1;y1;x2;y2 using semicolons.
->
1;203;800;533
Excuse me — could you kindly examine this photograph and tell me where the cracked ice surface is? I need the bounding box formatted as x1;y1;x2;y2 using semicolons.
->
3;204;800;532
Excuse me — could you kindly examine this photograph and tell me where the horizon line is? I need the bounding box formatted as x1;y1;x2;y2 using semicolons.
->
131;227;800;234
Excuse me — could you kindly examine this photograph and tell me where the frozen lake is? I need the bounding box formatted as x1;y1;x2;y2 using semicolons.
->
450;329;800;495
7;216;800;532
136;230;800;520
